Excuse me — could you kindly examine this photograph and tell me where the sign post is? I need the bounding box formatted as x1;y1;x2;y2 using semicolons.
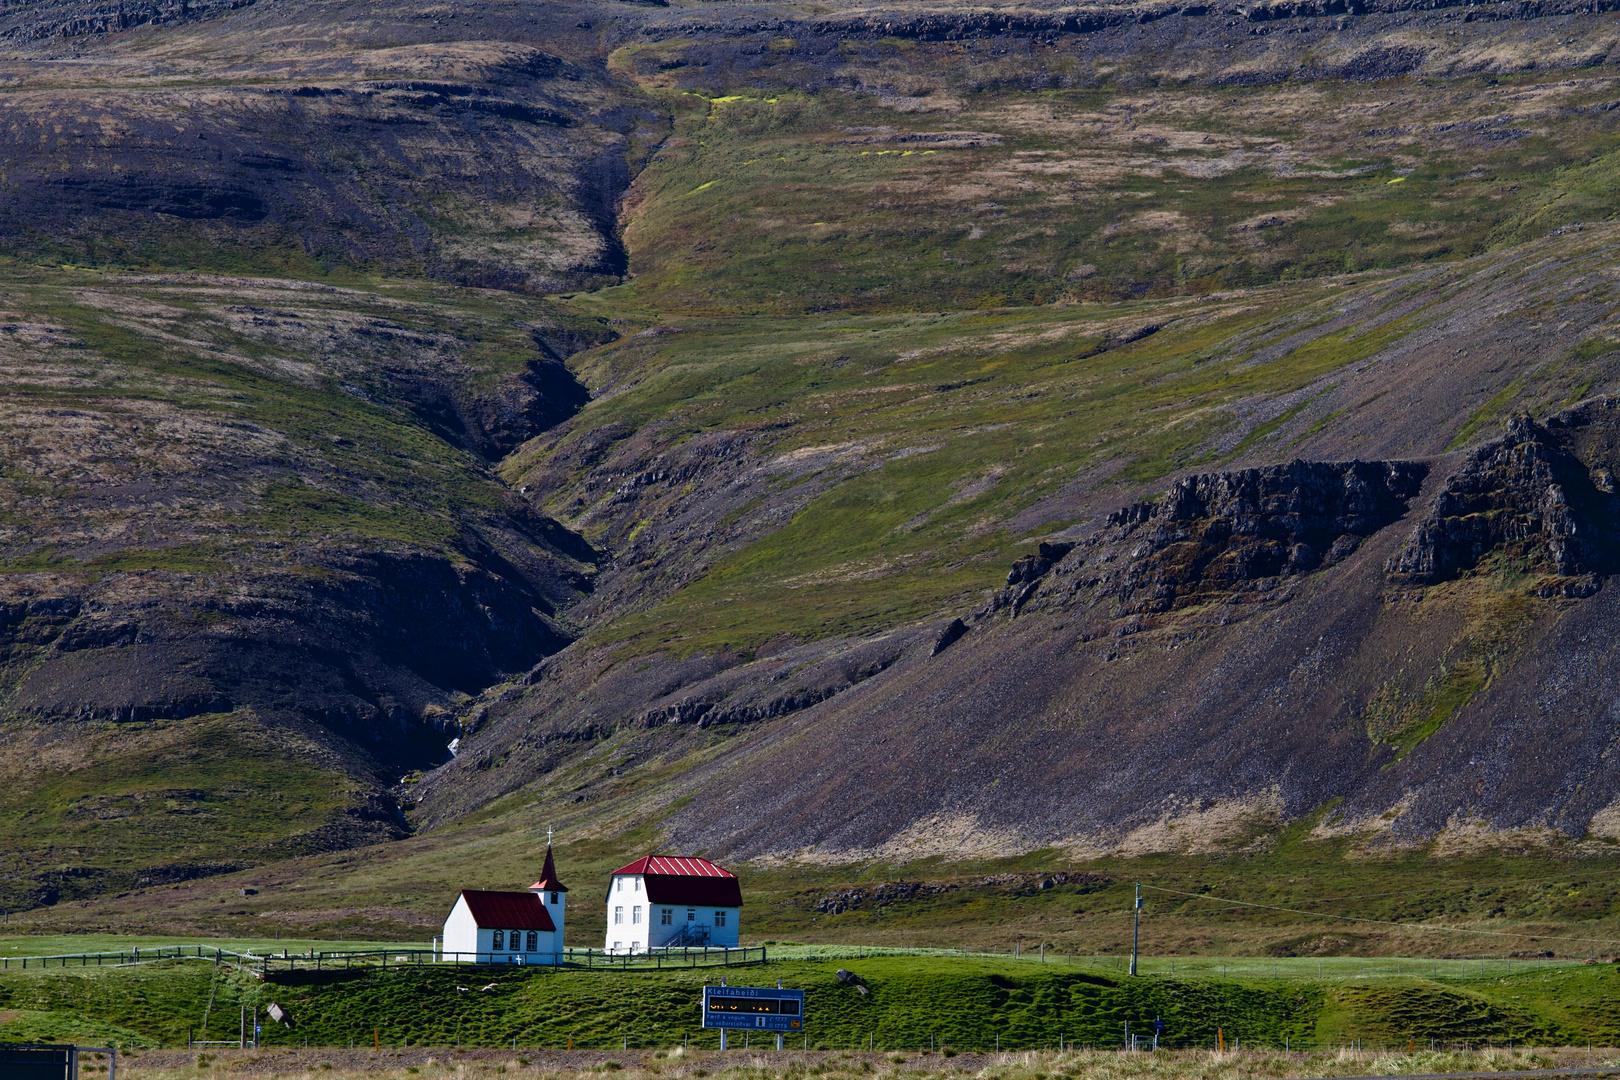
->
701;985;806;1050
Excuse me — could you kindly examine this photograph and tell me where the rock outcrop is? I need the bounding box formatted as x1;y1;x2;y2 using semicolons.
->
1010;460;1426;618
1388;408;1619;595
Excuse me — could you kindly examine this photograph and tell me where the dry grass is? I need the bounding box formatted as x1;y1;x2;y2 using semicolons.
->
113;1046;1612;1080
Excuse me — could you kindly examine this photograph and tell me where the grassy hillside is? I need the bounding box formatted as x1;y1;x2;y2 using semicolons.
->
496;67;1620;664
612;76;1620;314
18;814;1620;965
0;267;610;909
3;950;1619;1051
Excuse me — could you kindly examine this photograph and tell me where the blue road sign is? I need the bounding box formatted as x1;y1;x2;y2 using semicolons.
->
701;985;806;1031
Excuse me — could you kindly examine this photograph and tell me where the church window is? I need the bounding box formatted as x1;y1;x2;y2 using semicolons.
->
661;908;673;925
615;906;624;925
714;910;726;927
492;930;504;950
526;931;538;951
550;892;558;904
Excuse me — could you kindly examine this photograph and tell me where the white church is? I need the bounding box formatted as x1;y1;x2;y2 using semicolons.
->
440;841;569;964
439;845;744;962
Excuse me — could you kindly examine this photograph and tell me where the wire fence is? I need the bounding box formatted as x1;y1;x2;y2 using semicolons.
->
261;1032;1585;1054
2;942;1594;983
762;945;1601;981
0;945;769;976
1;946;218;970
259;946;768;975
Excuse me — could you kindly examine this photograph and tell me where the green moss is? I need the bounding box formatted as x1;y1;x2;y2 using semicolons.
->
1449;379;1528;451
252;481;461;551
83;544;232;575
1363;586;1536;759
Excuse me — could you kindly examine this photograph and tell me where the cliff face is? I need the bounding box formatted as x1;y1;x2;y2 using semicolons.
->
1389;409;1620;595
1008;461;1428;618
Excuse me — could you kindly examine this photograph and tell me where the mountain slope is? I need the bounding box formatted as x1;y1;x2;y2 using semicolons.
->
8;0;1620;925
416;221;1620;863
0;270;611;909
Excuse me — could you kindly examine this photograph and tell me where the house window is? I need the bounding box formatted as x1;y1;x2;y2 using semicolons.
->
614;906;624;925
616;878;623;892
526;931;538;951
633;905;642;925
687;909;696;922
613;941;621;952
714;910;726;927
492;930;504;950
634;878;640;891
661;908;673;925
550;892;559;904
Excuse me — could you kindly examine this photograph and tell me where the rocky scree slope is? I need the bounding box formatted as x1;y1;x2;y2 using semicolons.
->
415;211;1620;845
619;0;1620;100
651;402;1620;859
422;396;1620;861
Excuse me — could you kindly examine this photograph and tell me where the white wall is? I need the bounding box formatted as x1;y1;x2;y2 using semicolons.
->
441;894;564;964
604;874;649;953
604;876;739;953
537;887;566;945
442;895;481;959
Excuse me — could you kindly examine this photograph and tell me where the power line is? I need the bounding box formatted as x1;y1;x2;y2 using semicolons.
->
1139;883;1620;947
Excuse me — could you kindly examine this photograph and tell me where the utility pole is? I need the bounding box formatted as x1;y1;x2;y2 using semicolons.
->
1130;884;1142;976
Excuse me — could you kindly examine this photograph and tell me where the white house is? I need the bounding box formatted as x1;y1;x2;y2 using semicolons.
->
604;855;741;954
441;843;569;963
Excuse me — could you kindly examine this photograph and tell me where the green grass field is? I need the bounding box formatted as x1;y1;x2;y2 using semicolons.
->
4;947;1619;1052
0;935;419;958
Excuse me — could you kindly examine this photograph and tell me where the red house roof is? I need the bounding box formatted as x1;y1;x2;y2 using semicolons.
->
609;855;743;908
528;843;569;893
458;890;556;930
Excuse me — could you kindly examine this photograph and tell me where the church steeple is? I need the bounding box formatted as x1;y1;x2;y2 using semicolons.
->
529;831;567;949
531;844;569;893
529;830;568;893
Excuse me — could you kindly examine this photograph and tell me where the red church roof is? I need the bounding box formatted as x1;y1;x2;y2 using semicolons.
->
458;890;556;930
609;855;743;908
529;843;569;893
